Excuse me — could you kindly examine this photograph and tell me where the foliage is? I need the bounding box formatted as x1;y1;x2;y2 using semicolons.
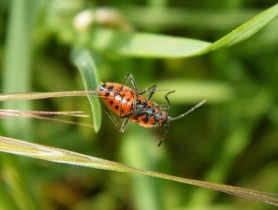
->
1;0;278;209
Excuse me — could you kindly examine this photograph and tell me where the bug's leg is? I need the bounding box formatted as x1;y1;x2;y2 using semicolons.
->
155;90;175;109
103;107;121;130
119;75;157;116
164;90;175;106
157;122;169;147
130;85;157;118
138;85;157;102
120;74;138;91
137;85;156;95
103;107;130;132
122;74;157;102
120;117;131;132
168;100;207;121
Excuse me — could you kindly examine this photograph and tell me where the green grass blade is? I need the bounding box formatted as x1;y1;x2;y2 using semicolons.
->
0;90;100;101
87;28;211;58
73;26;210;58
2;0;39;138
1;1;41;209
71;3;278;58
200;3;278;54
71;48;102;132
1;136;278;206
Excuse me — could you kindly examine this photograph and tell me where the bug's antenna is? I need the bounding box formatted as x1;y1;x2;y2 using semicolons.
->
157;100;206;147
168;100;207;121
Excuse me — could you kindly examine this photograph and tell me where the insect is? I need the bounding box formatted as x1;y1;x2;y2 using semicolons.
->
98;74;206;147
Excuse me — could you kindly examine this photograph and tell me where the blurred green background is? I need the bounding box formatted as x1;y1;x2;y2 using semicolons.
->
1;0;278;209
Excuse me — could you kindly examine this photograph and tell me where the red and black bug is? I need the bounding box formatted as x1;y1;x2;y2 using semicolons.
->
98;74;206;146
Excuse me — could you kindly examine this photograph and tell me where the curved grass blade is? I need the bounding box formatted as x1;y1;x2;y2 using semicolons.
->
79;27;211;58
0;136;278;206
199;3;278;54
73;3;278;58
71;48;102;132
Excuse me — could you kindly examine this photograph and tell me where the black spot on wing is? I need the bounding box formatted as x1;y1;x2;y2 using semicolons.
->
104;92;110;97
125;97;131;103
107;86;114;91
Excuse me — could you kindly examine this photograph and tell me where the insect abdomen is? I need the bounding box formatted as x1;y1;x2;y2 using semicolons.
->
99;82;134;116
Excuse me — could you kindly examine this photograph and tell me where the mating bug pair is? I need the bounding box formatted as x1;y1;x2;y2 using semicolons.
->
98;74;206;147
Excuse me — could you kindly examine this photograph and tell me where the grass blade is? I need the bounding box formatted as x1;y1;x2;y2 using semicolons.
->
71;4;278;58
0;136;278;206
1;1;41;209
200;3;278;54
71;48;102;132
0;90;100;101
0;109;94;128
